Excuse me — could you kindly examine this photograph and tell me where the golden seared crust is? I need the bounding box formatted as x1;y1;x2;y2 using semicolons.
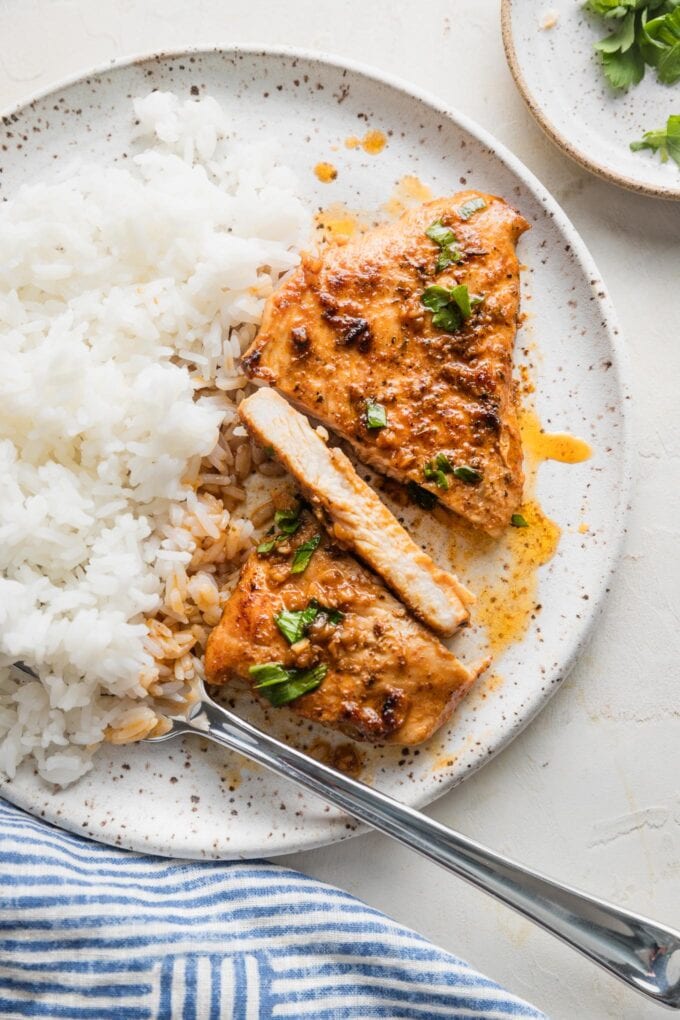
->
205;513;485;746
243;190;528;536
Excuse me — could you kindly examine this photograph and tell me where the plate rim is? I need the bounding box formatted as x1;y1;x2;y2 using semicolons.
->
500;0;680;201
0;45;634;858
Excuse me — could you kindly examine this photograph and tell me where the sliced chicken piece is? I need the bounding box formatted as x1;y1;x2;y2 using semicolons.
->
242;190;529;536
239;387;472;637
205;510;485;745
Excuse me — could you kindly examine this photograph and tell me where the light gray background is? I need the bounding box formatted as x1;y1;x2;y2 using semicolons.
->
0;2;678;1018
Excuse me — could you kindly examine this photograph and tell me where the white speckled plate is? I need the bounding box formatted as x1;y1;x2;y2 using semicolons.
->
0;48;631;859
502;0;680;199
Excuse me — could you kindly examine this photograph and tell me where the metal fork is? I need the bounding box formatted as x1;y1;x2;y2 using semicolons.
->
141;678;680;1009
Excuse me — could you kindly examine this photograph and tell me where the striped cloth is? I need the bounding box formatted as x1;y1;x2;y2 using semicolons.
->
0;799;545;1019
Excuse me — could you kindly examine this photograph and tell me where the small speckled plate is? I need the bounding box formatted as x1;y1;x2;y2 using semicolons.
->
502;0;680;200
0;48;631;859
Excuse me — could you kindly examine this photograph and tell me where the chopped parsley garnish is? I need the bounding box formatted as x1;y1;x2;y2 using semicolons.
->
425;220;457;246
249;661;328;706
425;218;463;272
631;113;680;166
452;465;482;485
275;604;321;644
257;503;302;555
423;452;453;490
421;284;484;333
584;1;680;90
458;197;487;220
365;399;388;429
423;454;482;490
274;600;344;644
407;480;438;510
511;513;529;528
290;534;321;574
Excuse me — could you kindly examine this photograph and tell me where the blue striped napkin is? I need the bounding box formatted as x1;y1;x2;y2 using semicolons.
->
0;799;545;1019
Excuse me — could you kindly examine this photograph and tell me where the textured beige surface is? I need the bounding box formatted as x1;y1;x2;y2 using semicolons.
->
0;2;678;1018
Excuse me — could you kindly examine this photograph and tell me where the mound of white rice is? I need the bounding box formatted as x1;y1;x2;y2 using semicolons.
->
0;92;311;786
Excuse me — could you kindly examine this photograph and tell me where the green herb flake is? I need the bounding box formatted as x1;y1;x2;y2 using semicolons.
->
435;247;463;272
631;113;680;167
425;219;464;273
421;284;483;333
274;603;320;644
511;513;529;528
407;480;438;510
365;399;388;430
326;608;345;625
250;662;328;706
421;285;453;311
458;197;487;220
452;465;482;485
274;506;302;535
257;504;302;556
425;219;457;246
256;534;279;555
290;534;321;574
248;662;292;687
423;453;453;490
432;304;463;332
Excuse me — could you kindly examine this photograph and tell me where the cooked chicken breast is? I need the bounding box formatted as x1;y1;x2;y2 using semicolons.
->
242;191;529;536
239;388;472;637
205;511;485;745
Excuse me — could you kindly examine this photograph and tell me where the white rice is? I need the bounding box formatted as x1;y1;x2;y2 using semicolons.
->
0;92;310;786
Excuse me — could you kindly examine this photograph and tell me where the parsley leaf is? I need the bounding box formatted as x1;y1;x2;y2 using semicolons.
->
595;10;637;52
586;0;680;89
425;220;457;246
511;513;529;528
248;662;291;687
453;465;482;485
421;284;483;334
425;219;463;272
458;197;487;220
423;453;453;490
365;399;388;429
601;43;646;87
274;506;302;534
249;662;328;706
257;503;302;555
422;285;453;312
432;305;463;332
423;455;481;489
631;113;680;165
291;534;321;574
274;604;321;644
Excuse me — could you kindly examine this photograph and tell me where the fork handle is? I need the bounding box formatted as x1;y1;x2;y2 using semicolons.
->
185;696;680;1009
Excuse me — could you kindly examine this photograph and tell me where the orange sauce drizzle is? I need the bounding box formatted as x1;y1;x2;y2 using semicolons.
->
314;202;360;243
383;175;433;218
473;500;561;655
519;407;592;465
445;406;592;656
314;161;338;183
345;130;387;154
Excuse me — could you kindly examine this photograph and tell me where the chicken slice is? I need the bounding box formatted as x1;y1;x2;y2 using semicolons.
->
239;387;472;637
242;190;529;536
205;511;485;745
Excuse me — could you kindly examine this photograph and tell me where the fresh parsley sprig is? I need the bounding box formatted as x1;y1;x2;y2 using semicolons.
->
584;0;680;90
631;112;680;164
